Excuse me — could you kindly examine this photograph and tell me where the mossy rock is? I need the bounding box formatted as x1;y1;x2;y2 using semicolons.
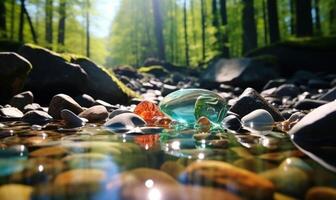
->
0;40;23;52
246;37;336;75
65;54;137;104
18;44;89;104
138;65;169;77
0;52;32;104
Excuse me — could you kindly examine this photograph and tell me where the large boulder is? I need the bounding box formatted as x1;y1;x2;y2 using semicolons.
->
68;55;137;104
246;37;336;75
18;44;88;104
0;52;32;104
201;56;280;89
289;101;336;173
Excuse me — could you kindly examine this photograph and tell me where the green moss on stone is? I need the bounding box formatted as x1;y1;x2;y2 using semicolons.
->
138;65;169;75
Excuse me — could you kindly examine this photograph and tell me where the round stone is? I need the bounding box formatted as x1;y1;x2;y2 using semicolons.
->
22;110;53;125
241;109;274;132
54;169;107;186
104;113;146;133
222;115;242;132
78;105;108;122
61;109;85;128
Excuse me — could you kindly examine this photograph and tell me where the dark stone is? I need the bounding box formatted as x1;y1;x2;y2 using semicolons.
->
9;91;34;111
319;87;336;102
22;110;53;125
0;107;24;120
0;52;32;104
289;101;336;173
78;105;108;122
18;44;88;103
109;109;132;119
246;37;336;75
74;94;95;108
60;109;85;128
201;56;280;89
48;94;83;119
308;79;330;89
294;99;328;110
161;84;178;97
222;115;242;132
70;56;136;104
274;84;300;98
229;88;284;121
113;65;142;79
263;79;287;90
94;99;117;111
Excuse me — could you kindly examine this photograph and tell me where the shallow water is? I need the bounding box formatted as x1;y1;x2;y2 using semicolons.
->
0;121;335;200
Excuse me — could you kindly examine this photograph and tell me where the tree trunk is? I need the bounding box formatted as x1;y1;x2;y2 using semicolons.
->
313;0;321;35
45;0;53;47
0;0;7;38
330;2;336;35
201;0;206;61
219;0;229;57
289;0;295;35
19;0;25;42
262;0;268;44
190;0;197;48
86;0;90;58
242;0;257;54
58;0;66;47
183;0;190;66
10;0;15;39
24;1;38;43
152;0;165;60
267;0;280;43
295;0;313;37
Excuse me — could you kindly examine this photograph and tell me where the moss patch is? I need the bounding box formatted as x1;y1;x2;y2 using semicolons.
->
138;65;169;76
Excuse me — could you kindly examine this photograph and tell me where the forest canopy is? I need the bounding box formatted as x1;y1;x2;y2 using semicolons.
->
0;0;335;68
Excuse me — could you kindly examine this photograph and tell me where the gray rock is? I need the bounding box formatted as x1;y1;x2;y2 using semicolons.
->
74;94;95;108
222;115;242;132
0;52;32;104
23;103;42;113
0;107;24;119
294;99;328;110
48;94;83;119
274;84;300;98
229;88;284;121
9;91;34;111
318;87;336;102
202;57;280;89
61;109;85;128
104;113;146;133
289;101;336;172
241;109;274;131
263;79;287;90
22;110;53;125
109;109;132;119
78;105;108;122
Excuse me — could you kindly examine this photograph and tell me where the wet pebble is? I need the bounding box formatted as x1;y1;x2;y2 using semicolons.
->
109;109;132;119
48;94;83;119
60;109;86;128
241;109;274;132
9;91;34;111
104;113;146;133
78;105;108;122
22;110;53;125
222;115;242;132
294;99;328;110
0;107;24;119
74;94;95;108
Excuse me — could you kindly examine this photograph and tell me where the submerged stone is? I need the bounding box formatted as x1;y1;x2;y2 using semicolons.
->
159;89;228;124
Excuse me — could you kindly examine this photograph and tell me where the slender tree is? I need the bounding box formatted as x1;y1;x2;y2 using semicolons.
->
152;0;165;60
289;0;295;35
58;0;66;47
295;0;313;37
190;0;197;48
45;0;53;46
85;0;91;57
10;0;15;39
19;0;25;42
201;0;206;61
262;0;268;44
183;0;190;66
267;0;280;43
0;0;7;38
242;0;257;53
330;1;336;35
219;0;229;57
313;0;321;35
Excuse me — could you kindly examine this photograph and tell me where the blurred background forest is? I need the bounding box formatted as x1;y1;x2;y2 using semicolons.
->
0;0;335;68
